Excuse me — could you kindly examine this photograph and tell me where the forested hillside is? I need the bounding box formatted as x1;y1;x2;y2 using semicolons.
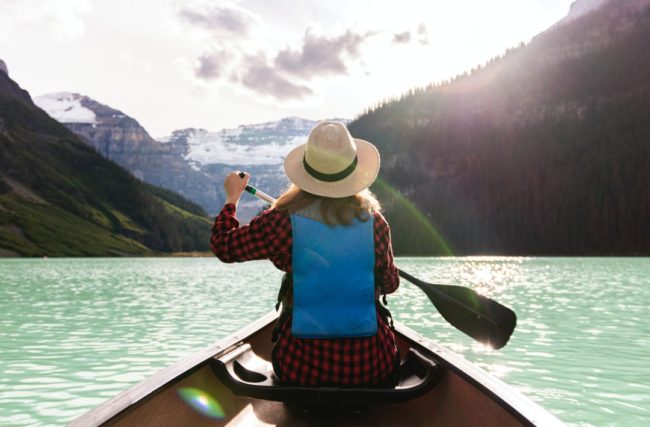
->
351;0;650;255
0;68;211;257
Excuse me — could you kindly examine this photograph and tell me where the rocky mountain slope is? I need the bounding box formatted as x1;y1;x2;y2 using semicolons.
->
35;92;340;220
349;0;650;255
33;92;217;215
0;64;211;257
158;118;323;220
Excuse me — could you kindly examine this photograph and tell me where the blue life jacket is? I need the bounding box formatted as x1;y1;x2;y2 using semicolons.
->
290;210;377;339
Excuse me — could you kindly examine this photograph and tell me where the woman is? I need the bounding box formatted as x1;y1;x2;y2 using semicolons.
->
211;121;399;387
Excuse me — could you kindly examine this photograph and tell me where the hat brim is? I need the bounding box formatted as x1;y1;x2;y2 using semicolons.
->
284;138;380;198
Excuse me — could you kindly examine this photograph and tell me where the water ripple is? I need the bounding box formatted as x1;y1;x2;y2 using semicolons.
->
392;257;650;427
1;257;649;426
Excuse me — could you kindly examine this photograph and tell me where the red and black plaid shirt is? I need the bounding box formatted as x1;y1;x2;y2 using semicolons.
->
211;203;400;386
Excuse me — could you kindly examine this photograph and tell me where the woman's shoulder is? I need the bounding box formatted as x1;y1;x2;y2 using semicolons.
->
371;210;388;223
256;207;291;223
371;211;391;231
246;208;292;241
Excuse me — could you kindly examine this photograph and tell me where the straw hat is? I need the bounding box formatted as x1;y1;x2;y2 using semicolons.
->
284;121;380;198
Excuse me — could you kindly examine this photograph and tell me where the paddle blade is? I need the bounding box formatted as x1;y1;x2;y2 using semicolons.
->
399;270;517;349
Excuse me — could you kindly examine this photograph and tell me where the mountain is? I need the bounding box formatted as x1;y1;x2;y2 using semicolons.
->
158;117;325;221
33;92;216;216
0;65;212;257
555;0;610;26
35;93;344;221
161;117;319;169
348;0;650;255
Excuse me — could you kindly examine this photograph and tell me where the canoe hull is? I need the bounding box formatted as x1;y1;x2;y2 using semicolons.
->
69;312;563;427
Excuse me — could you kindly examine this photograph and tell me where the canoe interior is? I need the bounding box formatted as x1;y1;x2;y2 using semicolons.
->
87;313;543;427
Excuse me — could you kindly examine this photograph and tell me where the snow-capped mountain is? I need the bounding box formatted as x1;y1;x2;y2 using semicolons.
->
34;92;98;124
158;117;348;221
34;91;346;220
34;92;216;215
159;117;319;170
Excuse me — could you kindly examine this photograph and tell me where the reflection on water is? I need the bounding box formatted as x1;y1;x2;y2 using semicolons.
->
0;257;648;426
389;257;650;427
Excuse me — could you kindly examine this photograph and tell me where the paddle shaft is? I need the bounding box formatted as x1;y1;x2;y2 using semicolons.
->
237;179;516;348
238;173;275;204
244;185;275;204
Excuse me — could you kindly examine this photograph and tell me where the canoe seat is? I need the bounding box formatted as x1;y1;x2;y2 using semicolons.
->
210;343;442;404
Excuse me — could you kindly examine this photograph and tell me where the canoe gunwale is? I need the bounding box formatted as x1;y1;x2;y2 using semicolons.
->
394;322;564;427
67;311;280;427
68;311;564;427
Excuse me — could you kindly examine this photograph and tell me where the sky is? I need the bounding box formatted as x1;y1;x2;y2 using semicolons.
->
0;0;576;137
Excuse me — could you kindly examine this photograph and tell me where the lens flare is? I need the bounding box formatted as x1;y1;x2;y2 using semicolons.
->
178;387;225;419
374;178;454;255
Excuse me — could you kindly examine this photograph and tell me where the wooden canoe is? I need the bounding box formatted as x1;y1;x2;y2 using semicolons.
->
69;311;564;426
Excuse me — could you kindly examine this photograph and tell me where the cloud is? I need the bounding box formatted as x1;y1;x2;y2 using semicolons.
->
238;54;313;100
179;5;384;101
274;28;371;79
0;0;92;42
195;50;233;79
392;24;428;45
393;31;411;44
417;23;430;45
178;2;259;39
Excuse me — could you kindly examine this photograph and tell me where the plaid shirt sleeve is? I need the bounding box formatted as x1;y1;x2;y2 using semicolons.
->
210;203;292;269
373;212;399;294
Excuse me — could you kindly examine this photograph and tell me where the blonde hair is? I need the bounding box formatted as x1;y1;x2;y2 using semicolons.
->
272;184;381;226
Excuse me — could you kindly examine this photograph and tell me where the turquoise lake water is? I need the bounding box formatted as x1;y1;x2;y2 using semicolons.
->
0;257;648;426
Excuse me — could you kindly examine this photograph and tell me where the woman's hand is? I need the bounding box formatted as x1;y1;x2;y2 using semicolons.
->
224;171;249;206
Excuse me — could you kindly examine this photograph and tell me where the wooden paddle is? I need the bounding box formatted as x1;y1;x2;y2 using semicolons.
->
238;177;517;349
